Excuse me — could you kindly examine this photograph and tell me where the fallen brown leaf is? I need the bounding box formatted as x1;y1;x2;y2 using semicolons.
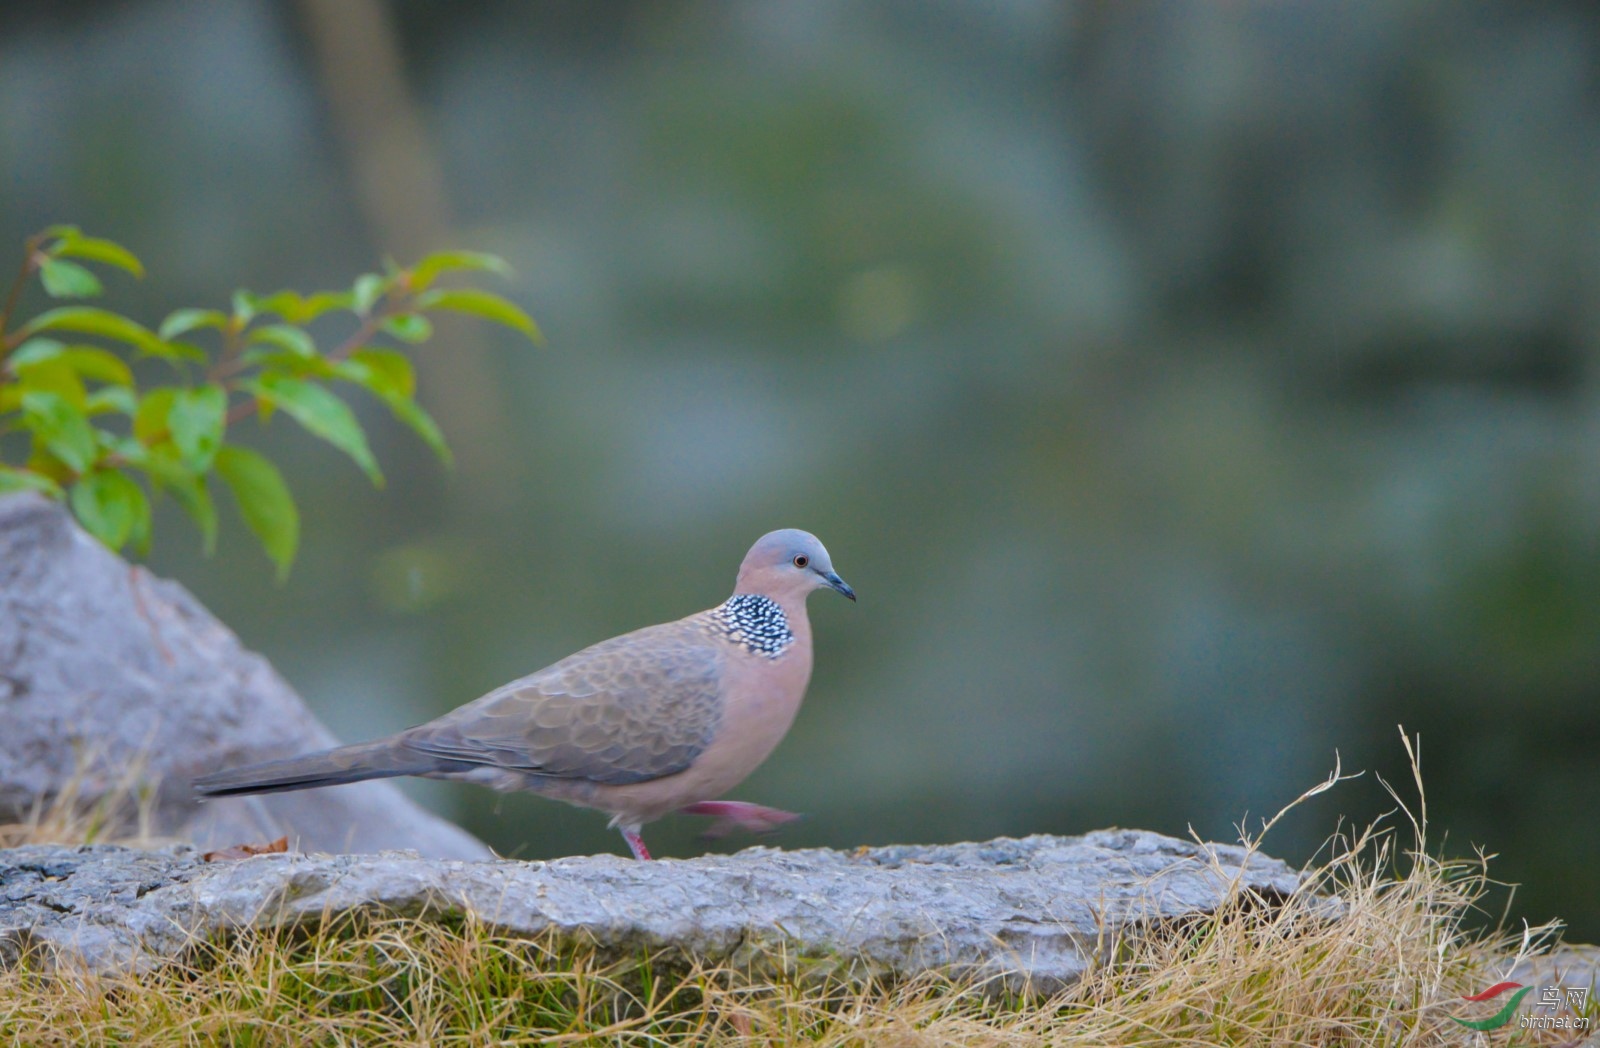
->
202;836;289;862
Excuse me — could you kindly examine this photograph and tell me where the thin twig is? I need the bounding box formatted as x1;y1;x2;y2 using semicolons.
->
104;293;405;465
0;234;45;361
218;296;397;428
327;296;396;364
205;320;246;384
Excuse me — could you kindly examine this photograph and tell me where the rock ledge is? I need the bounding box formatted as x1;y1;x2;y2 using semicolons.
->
0;829;1303;990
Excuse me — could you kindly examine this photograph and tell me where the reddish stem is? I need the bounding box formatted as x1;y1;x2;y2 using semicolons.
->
217;295;396;429
102;291;405;470
0;235;46;362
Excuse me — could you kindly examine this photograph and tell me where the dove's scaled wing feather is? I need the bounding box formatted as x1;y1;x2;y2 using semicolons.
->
399;615;727;786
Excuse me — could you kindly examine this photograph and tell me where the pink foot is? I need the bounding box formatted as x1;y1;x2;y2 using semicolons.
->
621;828;652;860
680;801;803;840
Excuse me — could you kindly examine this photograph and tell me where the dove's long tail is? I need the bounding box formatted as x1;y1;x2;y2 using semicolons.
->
191;740;444;797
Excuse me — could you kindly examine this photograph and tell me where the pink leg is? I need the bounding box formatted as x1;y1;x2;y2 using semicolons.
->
680;801;803;840
620;827;652;860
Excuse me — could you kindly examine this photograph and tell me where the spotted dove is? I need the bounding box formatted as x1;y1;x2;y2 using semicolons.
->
193;529;854;860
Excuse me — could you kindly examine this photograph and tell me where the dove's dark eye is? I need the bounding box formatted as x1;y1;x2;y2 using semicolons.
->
793;555;809;568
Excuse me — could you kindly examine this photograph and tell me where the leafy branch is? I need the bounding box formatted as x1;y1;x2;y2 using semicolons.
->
0;226;539;578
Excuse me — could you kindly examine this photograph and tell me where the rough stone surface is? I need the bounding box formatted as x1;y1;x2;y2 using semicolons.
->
0;830;1306;990
0;492;489;860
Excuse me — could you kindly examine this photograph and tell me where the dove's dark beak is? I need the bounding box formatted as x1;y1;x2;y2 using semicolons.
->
824;571;856;601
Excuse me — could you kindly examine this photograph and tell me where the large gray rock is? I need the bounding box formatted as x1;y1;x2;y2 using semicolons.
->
0;830;1305;989
0;492;489;860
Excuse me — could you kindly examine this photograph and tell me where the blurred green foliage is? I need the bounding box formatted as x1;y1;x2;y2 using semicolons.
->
0;228;537;576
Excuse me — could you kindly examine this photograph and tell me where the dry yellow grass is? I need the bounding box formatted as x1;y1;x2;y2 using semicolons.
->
0;744;163;850
0;733;1587;1046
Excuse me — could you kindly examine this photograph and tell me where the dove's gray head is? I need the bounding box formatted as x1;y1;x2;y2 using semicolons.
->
735;529;855;602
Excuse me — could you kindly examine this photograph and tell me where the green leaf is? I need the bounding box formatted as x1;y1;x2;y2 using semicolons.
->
231;290;258;326
85;386;137;417
69;469;149;551
330;349;449;466
167;385;228;471
159;308;228;341
13;357;88;410
47;229;145;278
176;479;219;554
335;347;415;399
415;288;541;342
60;347;134;386
134;387;177;443
248;324;316;359
31;346;136;388
130;497;153;555
141;447;218;554
38;258;104;299
173;475;218;554
19;306;165;355
409;250;513;290
380;313;432;343
0;466;64;498
107;436;147;465
233;289;353;325
351;274;387;316
20;391;98;472
214;444;298;579
142;340;209;365
240;347;336;378
386;395;453;466
281;289;350;321
242;290;302;319
6;338;66;369
240;373;383;486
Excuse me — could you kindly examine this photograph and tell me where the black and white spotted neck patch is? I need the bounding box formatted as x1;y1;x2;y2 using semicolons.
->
712;594;795;658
